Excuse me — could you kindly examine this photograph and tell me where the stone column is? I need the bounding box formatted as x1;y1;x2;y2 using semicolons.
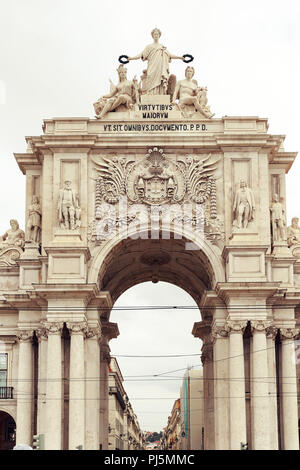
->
16;330;34;446
266;326;279;450
99;339;110;450
67;321;87;450
36;328;48;436
44;322;63;450
85;325;101;450
201;338;214;450
280;328;300;450
99;321;119;450
212;324;230;450
226;320;247;450
250;321;271;450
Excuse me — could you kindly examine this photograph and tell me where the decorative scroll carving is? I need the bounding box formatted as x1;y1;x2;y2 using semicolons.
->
0;246;24;267
91;148;222;246
16;330;34;342
225;320;247;333
279;328;300;340
0;220;25;266
93;149;219;207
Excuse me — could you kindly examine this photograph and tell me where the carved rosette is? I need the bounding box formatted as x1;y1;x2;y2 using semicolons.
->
279;328;300;341
42;322;64;335
16;330;34;342
225;320;247;334
250;320;271;333
66;321;88;336
266;326;278;340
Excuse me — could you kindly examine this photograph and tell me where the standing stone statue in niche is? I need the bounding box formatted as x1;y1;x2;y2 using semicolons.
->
287;217;300;246
232;180;255;229
58;180;81;230
172;66;214;118
94;65;139;119
0;219;25;249
27;195;42;243
270;194;286;242
127;28;185;95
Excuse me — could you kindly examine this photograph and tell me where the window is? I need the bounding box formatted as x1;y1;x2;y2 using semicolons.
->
0;353;8;387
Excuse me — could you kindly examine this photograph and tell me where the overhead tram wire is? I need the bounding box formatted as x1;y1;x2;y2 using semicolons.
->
1;304;298;311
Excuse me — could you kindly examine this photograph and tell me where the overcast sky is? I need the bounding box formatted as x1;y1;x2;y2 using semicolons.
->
1;0;300;432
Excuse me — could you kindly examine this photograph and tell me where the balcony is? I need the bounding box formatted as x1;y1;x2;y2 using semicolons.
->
0;387;14;399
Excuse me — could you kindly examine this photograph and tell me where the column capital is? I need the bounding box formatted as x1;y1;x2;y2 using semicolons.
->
67;321;88;336
16;330;34;342
42;321;64;335
36;327;48;341
279;328;300;340
225;320;247;334
211;324;229;341
266;325;278;340
250;320;271;333
86;325;101;340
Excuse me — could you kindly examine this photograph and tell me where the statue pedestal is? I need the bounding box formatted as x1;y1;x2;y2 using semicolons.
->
272;241;291;258
20;241;40;259
53;228;82;245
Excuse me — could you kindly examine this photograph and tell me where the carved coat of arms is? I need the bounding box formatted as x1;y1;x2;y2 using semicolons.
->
90;148;224;246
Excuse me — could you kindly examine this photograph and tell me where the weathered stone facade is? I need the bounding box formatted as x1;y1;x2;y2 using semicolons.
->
0;39;300;449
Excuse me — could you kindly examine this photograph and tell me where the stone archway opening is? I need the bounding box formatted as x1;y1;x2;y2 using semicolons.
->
109;281;203;442
96;231;221;311
94;231;222;450
0;411;16;450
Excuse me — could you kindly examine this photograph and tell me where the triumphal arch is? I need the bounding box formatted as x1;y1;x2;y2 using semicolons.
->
0;29;300;450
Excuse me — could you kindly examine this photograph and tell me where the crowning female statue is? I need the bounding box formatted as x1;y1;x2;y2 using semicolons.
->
128;28;185;95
